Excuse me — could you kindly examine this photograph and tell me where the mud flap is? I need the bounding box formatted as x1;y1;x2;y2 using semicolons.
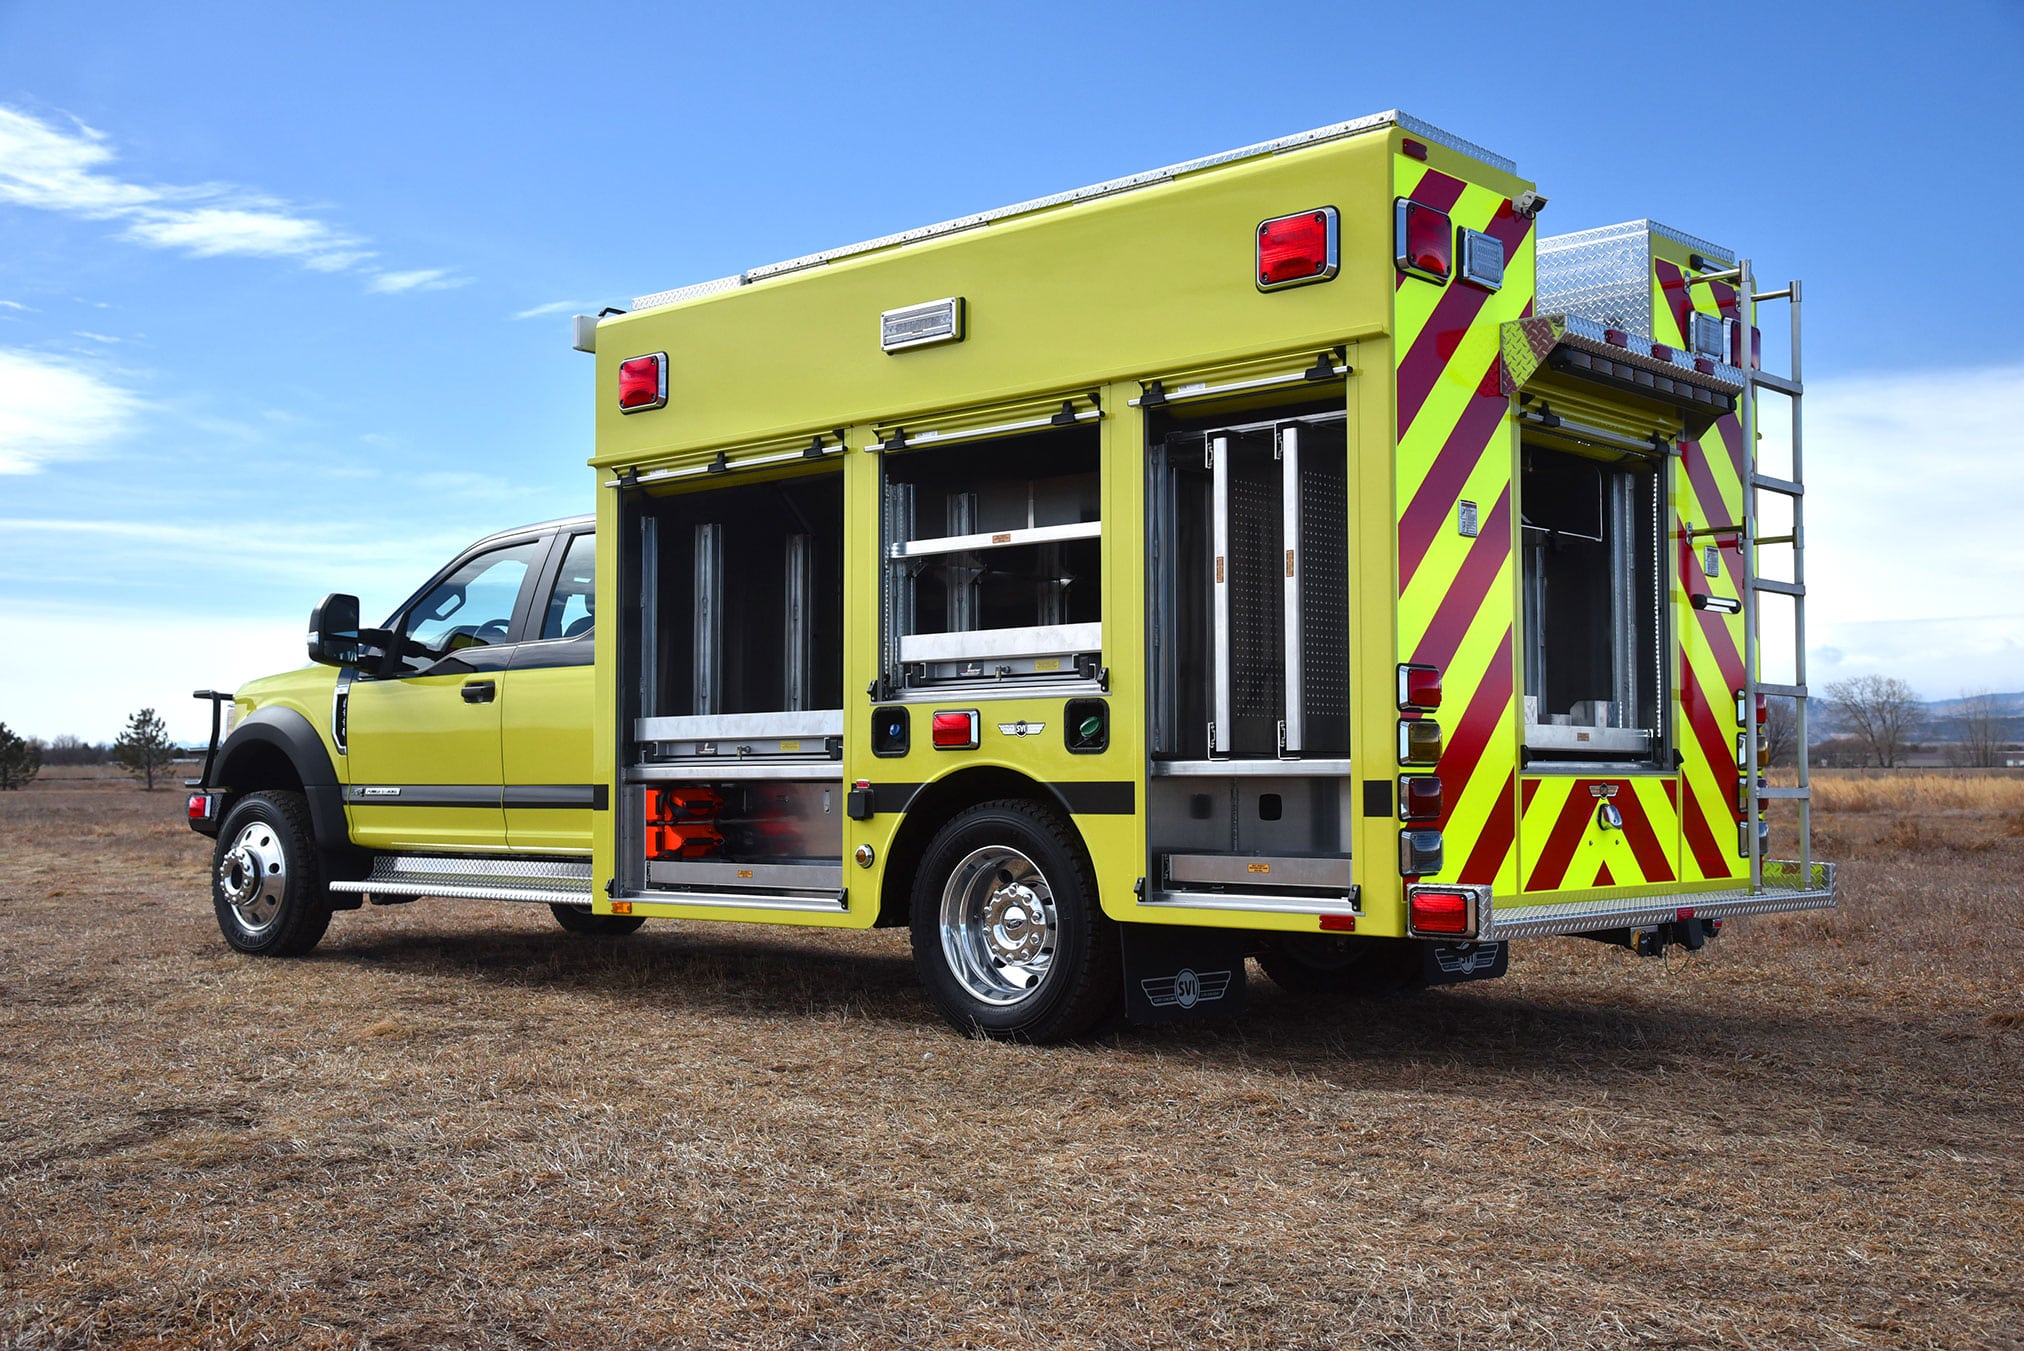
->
1419;939;1509;987
1120;923;1249;1026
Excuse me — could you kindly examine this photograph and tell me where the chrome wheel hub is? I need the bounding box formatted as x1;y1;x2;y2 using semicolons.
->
218;820;287;933
940;845;1057;1007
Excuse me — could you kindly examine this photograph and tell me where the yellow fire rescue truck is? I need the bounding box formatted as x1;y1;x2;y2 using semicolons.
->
197;109;1832;1041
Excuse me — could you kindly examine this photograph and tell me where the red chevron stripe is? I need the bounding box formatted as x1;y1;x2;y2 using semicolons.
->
1682;788;1732;878
1410;484;1512;673
1525;784;1598;892
1679;534;1745;691
1458;770;1516;885
1521;777;1541;811
1396;204;1533;436
1615;787;1676;883
1398;386;1506;591
1678;650;1741;802
1681;440;1746;586
1654;260;1696;341
1665;779;1679;807
1711;410;1745;485
1595;861;1616;887
1432;629;1513;830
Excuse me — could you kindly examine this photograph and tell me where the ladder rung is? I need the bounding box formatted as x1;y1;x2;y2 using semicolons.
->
1754;533;1797;546
1752;472;1802;497
1753;578;1805;597
1757;786;1811;800
1756;682;1806;699
1752;371;1802;396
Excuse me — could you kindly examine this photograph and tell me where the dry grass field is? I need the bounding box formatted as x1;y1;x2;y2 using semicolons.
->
3;769;2020;1349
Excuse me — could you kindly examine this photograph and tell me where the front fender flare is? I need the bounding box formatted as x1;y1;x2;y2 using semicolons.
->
210;707;350;859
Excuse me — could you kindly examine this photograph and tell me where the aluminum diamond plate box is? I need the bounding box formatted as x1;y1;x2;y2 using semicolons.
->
1536;220;1733;333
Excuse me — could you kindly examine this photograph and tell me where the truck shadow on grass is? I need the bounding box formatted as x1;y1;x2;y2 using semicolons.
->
309;918;1916;1091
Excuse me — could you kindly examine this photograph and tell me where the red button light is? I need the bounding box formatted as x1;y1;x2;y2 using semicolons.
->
1257;207;1339;291
618;353;667;413
931;710;978;750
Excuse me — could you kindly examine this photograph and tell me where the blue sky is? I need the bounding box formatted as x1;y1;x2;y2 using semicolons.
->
2;1;2021;743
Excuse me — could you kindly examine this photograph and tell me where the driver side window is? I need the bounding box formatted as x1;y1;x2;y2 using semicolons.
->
396;539;544;673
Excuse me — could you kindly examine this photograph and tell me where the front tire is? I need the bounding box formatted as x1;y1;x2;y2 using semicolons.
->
550;903;645;936
910;799;1119;1042
211;790;334;956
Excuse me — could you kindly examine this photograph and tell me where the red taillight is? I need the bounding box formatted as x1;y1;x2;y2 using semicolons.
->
931;710;978;750
1397;663;1442;711
1256;207;1339;291
618;353;667;413
186;793;214;822
1394;199;1451;283
1409;887;1473;935
1399;775;1443;822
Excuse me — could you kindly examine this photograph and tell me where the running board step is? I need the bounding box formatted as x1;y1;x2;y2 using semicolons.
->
329;855;593;906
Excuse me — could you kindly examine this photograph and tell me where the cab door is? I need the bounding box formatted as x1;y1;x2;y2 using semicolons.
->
502;528;596;854
344;534;548;852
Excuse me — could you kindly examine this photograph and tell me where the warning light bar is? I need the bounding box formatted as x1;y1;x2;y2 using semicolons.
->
1256;207;1340;291
1394;198;1451;284
618;352;667;413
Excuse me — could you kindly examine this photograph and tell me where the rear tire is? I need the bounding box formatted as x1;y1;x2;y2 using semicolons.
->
910;799;1119;1042
550;904;645;936
211;790;334;957
1257;934;1421;997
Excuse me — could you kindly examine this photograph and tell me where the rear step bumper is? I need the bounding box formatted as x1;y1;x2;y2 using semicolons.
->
1482;859;1835;941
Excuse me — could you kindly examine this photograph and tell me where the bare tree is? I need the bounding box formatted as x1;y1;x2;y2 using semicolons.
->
1951;689;2004;769
114;707;175;790
1823;675;1923;768
1762;696;1799;767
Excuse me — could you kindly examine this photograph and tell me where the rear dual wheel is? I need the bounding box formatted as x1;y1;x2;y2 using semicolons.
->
910;799;1118;1042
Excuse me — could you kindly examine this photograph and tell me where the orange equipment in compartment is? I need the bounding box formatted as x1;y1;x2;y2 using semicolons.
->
644;786;725;860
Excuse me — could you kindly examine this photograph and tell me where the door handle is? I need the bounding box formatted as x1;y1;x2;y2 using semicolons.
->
461;680;496;704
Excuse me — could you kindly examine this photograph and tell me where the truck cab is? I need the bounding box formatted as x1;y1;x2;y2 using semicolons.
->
187;515;621;954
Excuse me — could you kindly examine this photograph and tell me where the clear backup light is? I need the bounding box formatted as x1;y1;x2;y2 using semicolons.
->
1394;199;1452;284
1256;207;1340;291
1458;228;1504;291
1689;312;1726;360
1398;830;1445;879
618;353;667;413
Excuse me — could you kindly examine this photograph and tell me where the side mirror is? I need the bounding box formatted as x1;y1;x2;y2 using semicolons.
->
307;593;361;667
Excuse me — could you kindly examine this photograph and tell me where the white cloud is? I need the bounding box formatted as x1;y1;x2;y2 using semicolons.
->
367;268;472;295
0;347;144;473
511;300;588;321
0;299;31;312
0;103;444;286
122;204;370;270
72;330;121;344
1756;363;2024;695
